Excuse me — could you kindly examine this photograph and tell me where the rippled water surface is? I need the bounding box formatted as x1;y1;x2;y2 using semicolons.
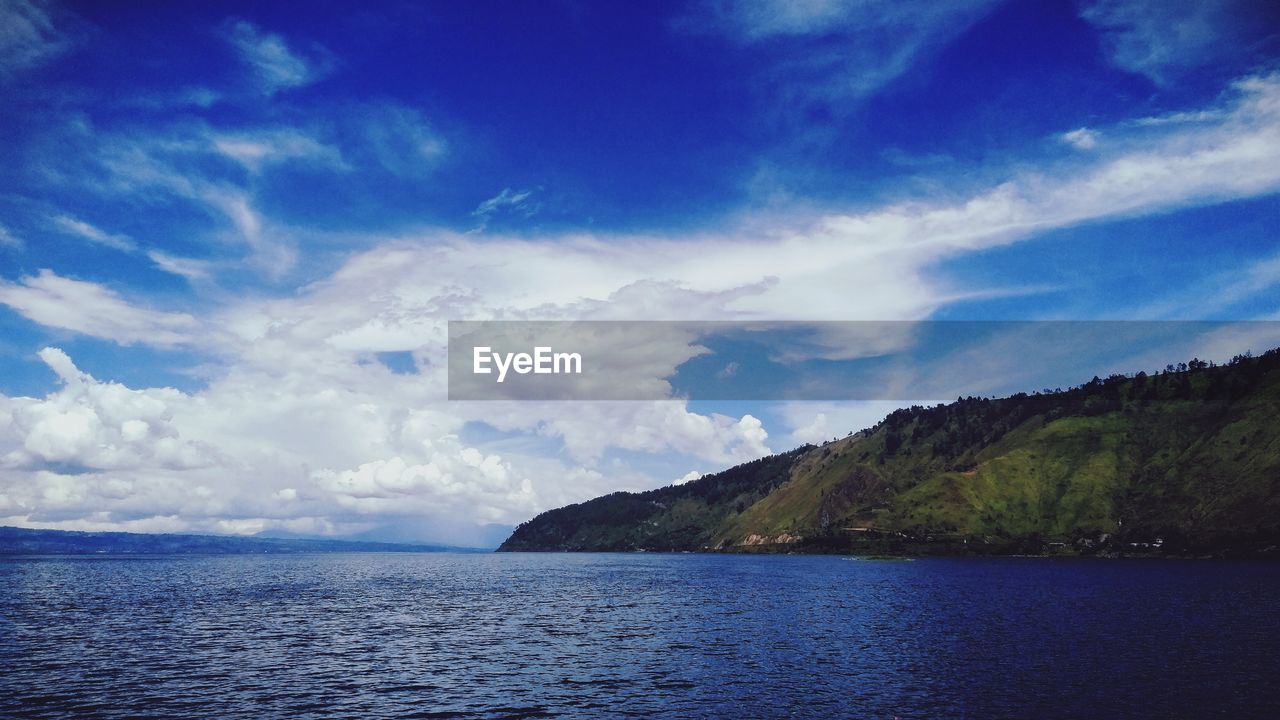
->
2;553;1278;718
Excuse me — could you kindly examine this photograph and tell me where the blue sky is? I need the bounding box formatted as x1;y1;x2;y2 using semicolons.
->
1;0;1278;545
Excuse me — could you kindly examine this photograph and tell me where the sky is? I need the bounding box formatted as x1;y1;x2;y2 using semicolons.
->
1;0;1278;547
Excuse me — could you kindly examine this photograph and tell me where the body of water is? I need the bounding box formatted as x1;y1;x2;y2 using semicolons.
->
2;553;1278;718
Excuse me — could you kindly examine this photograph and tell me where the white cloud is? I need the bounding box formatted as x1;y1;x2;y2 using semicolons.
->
313;450;537;524
43;105;446;280
0;511;195;535
685;0;1001;104
2;348;213;472
510;403;770;466
222;19;325;95
0;270;200;346
797;72;1280;267
147;250;215;282
211;128;347;172
51;214;137;252
333;72;1280;365
1127;248;1280;320
0;342;551;540
781;401;915;446
88;126;301;278
0;0;70;80
0;224;23;250
1061;127;1099;150
471;187;539;230
675;470;702;485
358;103;448;177
697;0;851;38
790;410;830;446
6;71;1280;544
1079;0;1276;84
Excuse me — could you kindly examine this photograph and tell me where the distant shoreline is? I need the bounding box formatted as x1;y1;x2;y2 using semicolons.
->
0;526;489;555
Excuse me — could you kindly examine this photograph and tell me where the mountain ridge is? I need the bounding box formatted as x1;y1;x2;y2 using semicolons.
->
499;348;1280;557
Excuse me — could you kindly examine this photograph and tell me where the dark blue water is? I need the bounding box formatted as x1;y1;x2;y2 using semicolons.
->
1;553;1278;719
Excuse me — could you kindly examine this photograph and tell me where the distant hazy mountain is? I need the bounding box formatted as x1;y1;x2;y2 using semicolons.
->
500;348;1280;557
0;526;483;555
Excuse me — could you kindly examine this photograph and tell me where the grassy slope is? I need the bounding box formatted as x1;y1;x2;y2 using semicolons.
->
500;351;1280;555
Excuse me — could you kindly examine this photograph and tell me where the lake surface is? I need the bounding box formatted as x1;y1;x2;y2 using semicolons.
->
1;553;1278;719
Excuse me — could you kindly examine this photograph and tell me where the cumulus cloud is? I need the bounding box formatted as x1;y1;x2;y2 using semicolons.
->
675;470;702;485
2;348;212;472
490;403;771;466
313;450;537;524
789;410;831;446
200;250;782;466
781;401;917;446
0;343;553;541
0;270;200;346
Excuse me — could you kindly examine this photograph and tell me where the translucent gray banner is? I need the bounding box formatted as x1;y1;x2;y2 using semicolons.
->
447;320;1280;401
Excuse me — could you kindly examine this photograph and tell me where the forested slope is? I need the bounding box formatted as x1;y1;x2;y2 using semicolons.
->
500;349;1280;557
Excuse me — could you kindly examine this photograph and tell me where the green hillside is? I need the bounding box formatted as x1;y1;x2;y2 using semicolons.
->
499;349;1280;557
